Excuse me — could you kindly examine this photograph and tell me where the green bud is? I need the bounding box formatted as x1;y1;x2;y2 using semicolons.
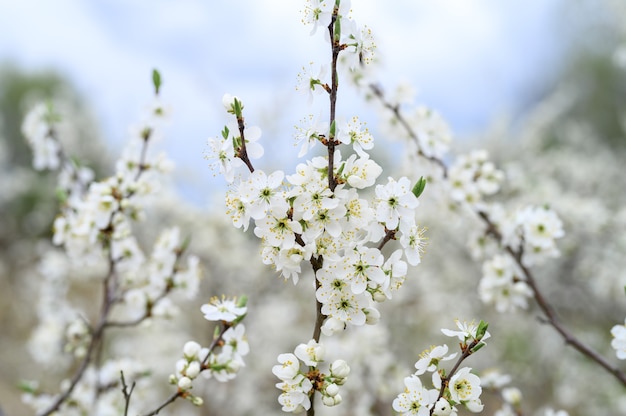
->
236;295;248;308
336;161;345;177
152;69;162;95
221;126;230;140
412;176;427;198
475;320;489;340
329;119;336;138
233;97;243;118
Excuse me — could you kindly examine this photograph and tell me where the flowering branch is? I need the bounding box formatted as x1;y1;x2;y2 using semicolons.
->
368;80;626;387
477;211;626;385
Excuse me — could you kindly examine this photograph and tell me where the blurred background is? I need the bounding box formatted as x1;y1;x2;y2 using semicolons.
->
2;0;626;415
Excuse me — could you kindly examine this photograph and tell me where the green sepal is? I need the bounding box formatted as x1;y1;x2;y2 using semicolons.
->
412;176;427;198
152;69;162;95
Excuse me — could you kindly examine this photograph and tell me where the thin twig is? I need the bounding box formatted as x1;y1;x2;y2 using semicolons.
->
120;371;136;416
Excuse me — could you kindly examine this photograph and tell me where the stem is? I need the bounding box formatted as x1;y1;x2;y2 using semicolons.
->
327;9;340;192
236;114;255;173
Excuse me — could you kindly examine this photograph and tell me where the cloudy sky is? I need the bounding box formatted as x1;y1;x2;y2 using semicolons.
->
0;0;567;203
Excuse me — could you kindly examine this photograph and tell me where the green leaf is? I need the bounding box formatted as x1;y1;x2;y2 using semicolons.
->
152;69;162;95
236;295;248;308
475;320;489;341
329;119;336;138
233;97;243;118
412;176;427;198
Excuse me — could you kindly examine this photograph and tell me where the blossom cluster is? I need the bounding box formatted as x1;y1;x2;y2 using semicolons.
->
393;320;490;416
170;296;249;405
18;75;233;416
272;340;349;413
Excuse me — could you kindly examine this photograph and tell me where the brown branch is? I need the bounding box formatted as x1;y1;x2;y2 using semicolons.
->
235;113;255;174
39;102;163;415
477;212;626;385
368;74;626;387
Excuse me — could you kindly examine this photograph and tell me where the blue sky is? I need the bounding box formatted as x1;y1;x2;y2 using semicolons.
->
0;0;566;203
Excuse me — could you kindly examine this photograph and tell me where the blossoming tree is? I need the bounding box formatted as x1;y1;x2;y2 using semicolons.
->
10;1;626;415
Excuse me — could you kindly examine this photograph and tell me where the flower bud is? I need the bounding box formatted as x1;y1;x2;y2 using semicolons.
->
183;341;202;359
325;383;339;397
177;376;192;390
190;395;204;406
364;307;381;325
330;359;350;379
185;361;201;379
322;395;335;407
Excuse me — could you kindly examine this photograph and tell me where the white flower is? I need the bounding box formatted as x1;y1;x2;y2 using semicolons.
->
478;254;533;313
301;0;331;31
273;353;301;381
276;375;313;413
343;22;376;69
336;116;374;157
336;246;386;294
239;169;288;220
201;296;247;322
253;207;302;249
340;153;382;189
414;344;457;375
392;375;437;416
374;176;419;230
296;63;328;105
611;319;626;360
399;221;427;266
442;320;490;343
412;106;452;159
206;133;237;183
449;367;482;403
294;339;325;367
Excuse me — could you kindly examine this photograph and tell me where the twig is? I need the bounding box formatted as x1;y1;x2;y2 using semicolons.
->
120;371;136;416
